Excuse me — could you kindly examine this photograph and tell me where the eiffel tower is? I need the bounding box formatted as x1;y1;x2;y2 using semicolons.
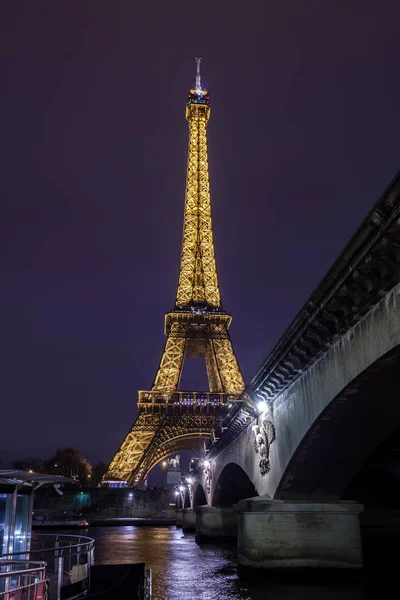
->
104;59;245;485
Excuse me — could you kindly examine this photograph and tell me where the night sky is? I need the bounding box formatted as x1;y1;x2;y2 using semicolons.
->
2;2;400;476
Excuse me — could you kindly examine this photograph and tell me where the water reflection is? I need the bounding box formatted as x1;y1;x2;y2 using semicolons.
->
88;526;368;600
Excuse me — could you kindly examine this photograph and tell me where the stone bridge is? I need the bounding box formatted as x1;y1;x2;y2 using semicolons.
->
178;170;400;574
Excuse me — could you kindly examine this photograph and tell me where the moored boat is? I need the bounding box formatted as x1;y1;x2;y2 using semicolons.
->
32;511;89;529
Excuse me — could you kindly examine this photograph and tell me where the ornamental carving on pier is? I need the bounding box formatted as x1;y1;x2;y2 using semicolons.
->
252;418;276;475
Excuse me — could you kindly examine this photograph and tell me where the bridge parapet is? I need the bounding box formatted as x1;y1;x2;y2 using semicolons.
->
189;402;255;464
249;171;400;404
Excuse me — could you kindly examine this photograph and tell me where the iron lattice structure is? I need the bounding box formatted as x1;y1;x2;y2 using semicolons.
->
105;60;245;485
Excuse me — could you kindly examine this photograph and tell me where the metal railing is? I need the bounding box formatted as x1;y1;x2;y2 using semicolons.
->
1;534;94;600
1;534;151;599
0;559;48;600
145;567;152;600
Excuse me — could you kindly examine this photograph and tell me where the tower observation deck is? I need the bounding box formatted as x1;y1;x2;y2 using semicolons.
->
104;59;245;485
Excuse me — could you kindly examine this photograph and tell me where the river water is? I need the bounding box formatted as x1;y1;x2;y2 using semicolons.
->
88;526;375;600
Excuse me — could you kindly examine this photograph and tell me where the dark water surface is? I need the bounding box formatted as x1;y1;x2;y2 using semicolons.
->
88;526;370;600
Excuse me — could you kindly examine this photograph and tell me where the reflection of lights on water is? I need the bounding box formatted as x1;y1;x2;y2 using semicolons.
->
203;460;210;469
128;493;133;499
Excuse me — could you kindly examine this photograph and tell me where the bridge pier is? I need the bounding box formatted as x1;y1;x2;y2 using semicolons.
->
194;506;237;544
181;508;196;532
235;497;363;575
176;509;184;528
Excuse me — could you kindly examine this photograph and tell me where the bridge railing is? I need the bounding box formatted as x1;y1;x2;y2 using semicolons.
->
138;391;236;406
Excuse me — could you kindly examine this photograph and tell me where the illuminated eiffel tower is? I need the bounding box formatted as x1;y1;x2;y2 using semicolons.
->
105;60;245;485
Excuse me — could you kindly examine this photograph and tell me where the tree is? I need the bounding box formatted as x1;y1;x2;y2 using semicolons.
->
12;458;42;472
43;448;92;485
90;462;108;487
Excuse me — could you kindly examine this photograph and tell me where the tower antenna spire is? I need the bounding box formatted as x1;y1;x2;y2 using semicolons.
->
195;57;202;92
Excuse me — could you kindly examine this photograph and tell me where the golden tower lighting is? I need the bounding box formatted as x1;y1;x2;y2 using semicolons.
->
104;59;245;485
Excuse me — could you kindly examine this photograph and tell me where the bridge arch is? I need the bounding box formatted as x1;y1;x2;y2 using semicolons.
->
343;423;400;505
276;344;400;500
212;463;257;507
193;483;207;508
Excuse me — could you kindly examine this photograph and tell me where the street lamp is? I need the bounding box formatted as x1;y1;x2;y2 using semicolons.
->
257;400;267;413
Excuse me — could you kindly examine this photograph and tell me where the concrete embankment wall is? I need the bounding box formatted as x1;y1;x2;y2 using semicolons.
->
34;487;177;520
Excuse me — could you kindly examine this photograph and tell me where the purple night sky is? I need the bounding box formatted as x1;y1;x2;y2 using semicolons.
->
1;2;400;477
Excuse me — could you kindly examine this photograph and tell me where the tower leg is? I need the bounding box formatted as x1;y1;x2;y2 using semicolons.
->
205;340;224;392
152;336;186;393
213;337;245;395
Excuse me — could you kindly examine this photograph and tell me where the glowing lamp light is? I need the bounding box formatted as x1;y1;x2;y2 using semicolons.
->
203;460;210;469
179;485;185;492
174;491;179;497
129;493;133;499
186;477;193;485
258;400;267;413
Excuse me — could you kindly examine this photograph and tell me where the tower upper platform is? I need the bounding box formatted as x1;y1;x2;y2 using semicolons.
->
187;88;210;108
186;57;210;117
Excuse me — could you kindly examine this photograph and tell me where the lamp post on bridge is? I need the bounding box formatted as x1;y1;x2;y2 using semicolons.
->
179;485;185;509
